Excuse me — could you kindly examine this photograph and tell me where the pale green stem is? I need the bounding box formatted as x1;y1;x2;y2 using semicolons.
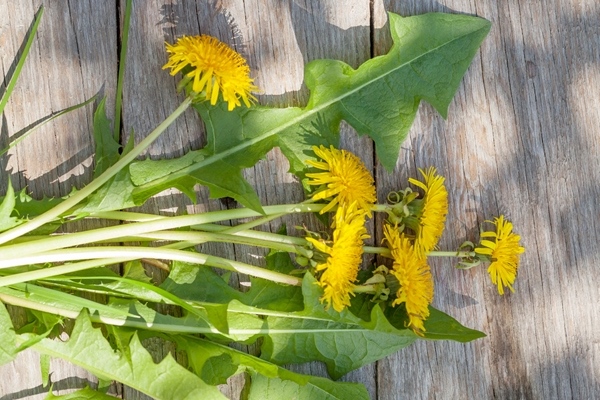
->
427;250;475;258
0;241;193;287
89;211;167;222
363;246;474;259
214;198;317;234
214;212;287;234
122;230;303;253
0;203;325;260
0;246;302;286
192;224;308;246
0;97;193;245
363;246;391;256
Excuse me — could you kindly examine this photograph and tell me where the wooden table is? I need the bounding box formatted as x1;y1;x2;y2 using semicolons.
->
1;1;598;399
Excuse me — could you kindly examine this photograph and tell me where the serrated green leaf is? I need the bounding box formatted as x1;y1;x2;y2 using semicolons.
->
0;302;19;366
93;98;121;177
173;335;369;400
0;187;66;235
122;260;153;284
160;261;244;304
128;12;490;211
78;168;136;213
14;188;63;219
200;353;238;385
76;129;137;214
19;309;64;337
130;148;265;211
27;311;226;400
241;248;304;312
247;373;367;400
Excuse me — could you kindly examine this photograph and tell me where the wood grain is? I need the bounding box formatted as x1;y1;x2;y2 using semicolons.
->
0;0;598;399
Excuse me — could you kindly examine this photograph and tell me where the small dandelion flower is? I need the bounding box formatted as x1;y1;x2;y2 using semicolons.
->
409;167;448;257
306;145;376;215
383;224;434;335
475;215;525;295
163;35;258;110
306;203;369;312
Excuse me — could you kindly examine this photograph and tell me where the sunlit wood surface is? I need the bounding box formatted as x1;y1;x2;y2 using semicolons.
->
1;1;598;399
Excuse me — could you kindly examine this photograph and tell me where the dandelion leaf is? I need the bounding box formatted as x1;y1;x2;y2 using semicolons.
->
242;248;304;312
260;273;418;380
161;253;304;312
173;335;369;400
0;303;19;366
92;97;121;178
422;307;486;342
29;310;226;400
0;186;73;235
79;130;137;213
383;301;486;342
246;373;368;400
129;12;490;212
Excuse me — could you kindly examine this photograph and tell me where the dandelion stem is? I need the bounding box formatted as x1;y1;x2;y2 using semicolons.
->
0;203;325;261
0;246;302;286
427;250;475;258
363;246;474;259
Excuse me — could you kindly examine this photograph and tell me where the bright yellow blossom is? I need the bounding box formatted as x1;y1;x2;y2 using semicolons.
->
383;224;434;335
306;146;376;215
409;167;448;257
475;215;525;295
163;35;258;110
306;203;369;312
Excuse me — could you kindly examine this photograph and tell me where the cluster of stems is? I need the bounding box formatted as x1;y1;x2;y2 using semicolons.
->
0;97;474;297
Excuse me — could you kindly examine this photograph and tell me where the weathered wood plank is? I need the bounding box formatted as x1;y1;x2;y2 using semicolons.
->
0;0;599;399
374;0;600;399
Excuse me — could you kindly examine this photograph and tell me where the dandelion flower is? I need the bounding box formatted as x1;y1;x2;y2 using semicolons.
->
475;215;525;295
383;224;434;335
306;203;369;312
306;145;376;215
409;167;448;257
163;35;258;110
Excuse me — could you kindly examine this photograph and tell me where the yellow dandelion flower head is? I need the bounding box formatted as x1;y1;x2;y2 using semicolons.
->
306;203;369;312
408;167;448;257
475;215;525;295
305;145;376;215
383;224;434;335
163;35;258;110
